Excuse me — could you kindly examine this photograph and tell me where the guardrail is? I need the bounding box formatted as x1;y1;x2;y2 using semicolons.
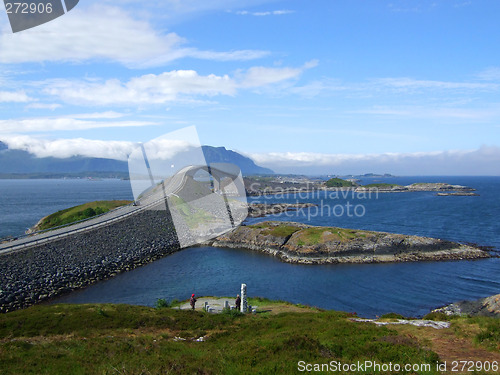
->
0;194;170;254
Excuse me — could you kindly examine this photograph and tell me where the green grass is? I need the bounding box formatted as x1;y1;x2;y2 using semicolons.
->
0;303;445;374
248;223;301;238
169;195;214;229
325;177;356;188
247;223;376;245
36;200;132;231
468;316;500;351
362;183;402;188
293;227;370;246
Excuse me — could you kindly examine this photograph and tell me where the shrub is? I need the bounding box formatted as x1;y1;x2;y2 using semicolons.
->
422;312;451;321
325;178;355;188
82;207;97;218
221;307;243;318
155;298;171;309
380;312;405;319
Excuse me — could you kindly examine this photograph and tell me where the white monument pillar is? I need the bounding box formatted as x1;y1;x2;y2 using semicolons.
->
241;283;247;313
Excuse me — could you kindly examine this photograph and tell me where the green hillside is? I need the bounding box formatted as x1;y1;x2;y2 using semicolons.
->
325;177;356;188
0;301;498;374
35;200;132;231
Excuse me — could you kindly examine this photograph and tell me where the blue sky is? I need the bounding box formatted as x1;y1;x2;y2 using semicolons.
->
0;0;499;175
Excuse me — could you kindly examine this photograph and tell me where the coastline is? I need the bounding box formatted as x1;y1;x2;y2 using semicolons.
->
209;221;492;265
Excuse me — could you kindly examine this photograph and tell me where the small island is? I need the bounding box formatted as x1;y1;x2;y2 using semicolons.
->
210;221;491;264
245;176;478;196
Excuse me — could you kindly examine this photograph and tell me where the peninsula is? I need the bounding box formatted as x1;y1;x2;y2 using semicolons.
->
210;221;490;264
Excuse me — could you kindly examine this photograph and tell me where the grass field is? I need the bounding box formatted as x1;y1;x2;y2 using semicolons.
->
0;301;498;374
35;200;132;231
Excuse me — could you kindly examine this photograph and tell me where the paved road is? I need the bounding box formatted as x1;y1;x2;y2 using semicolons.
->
0;165;243;255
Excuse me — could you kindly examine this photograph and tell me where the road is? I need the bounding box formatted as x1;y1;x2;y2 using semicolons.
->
0;164;243;255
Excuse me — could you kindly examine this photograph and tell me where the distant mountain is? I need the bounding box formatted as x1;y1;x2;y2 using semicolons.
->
0;149;129;174
0;144;273;177
202;146;273;175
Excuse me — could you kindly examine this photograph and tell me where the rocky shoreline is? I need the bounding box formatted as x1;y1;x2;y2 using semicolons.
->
246;182;477;196
432;294;500;317
0;213;493;314
209;221;491;265
0;210;180;313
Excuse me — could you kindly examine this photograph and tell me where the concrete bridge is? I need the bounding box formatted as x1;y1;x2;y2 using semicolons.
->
0;164;247;312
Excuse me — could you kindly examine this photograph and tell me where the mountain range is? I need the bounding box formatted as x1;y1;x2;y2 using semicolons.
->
0;142;273;177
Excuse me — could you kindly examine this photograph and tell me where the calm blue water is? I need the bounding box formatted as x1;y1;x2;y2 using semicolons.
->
0;179;133;239
246;176;500;249
53;246;500;318
1;177;499;317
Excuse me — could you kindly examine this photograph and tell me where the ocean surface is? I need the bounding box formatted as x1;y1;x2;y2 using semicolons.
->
0;179;133;239
1;177;499;317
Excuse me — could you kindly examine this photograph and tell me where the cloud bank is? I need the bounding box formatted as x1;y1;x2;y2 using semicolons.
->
42;62;316;106
249;146;500;175
0;5;268;67
1;136;498;175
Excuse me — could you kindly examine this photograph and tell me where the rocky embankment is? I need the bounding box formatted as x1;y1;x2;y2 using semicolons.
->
354;182;476;193
248;203;317;217
432;294;500;317
245;182;477;196
0;210;180;313
210;221;491;264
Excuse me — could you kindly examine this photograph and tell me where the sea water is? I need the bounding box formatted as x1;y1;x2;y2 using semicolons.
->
1;177;499;317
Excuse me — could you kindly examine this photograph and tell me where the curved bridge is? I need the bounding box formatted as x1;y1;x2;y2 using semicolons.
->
0;163;246;254
0;163;247;312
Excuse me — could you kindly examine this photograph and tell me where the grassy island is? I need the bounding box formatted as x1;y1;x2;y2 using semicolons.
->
325;177;356;188
34;200;132;231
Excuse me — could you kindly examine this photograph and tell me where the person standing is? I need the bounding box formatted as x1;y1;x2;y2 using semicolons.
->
190;293;197;310
235;294;241;311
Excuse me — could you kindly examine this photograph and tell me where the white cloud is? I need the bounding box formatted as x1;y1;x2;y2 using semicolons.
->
239;60;318;88
234;9;295;16
355;105;500;121
249;146;500;175
1;135;135;160
44;71;237;106
0;113;156;133
25;103;62;110
373;77;499;91
0;91;32;102
0;5;267;67
477;67;500;82
2;134;499;175
42;62;316;106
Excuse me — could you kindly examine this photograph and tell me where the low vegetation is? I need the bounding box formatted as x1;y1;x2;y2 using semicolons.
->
0;301;498;374
249;222;372;246
294;227;368;246
169;195;213;229
35;200;132;231
325;177;356;188
0;302;451;375
249;223;301;238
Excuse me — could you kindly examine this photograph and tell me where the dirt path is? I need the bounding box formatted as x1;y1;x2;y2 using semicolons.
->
392;324;500;373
